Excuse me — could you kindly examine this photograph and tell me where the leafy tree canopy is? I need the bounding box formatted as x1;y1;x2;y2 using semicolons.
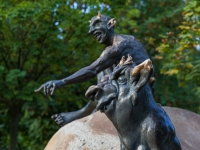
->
157;0;200;112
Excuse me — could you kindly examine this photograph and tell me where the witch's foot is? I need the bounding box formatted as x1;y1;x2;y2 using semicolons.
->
51;112;76;127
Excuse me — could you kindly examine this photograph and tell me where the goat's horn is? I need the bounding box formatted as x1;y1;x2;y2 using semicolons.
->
119;56;125;66
124;55;133;65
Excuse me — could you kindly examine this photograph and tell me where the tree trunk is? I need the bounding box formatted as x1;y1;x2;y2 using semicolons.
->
9;104;21;150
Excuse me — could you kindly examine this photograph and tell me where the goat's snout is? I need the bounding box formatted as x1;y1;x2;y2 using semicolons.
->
85;85;103;101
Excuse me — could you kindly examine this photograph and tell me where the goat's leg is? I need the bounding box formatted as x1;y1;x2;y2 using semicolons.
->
117;133;128;150
147;125;181;150
120;142;127;150
136;145;148;150
119;139;127;150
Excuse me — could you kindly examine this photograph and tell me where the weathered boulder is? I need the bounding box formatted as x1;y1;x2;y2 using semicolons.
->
45;111;119;150
45;107;200;150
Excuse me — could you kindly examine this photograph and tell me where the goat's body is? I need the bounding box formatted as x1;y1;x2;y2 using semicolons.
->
86;58;181;150
106;85;181;150
117;110;180;150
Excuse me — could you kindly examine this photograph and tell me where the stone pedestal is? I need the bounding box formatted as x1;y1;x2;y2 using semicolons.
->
45;107;200;150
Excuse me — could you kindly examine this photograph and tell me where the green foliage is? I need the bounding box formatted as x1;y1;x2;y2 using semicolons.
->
108;0;195;111
157;0;200;112
0;0;99;149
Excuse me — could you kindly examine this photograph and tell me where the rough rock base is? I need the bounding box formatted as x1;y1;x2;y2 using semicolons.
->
45;107;200;150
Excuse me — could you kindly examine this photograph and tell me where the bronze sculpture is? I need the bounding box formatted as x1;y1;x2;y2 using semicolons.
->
85;56;182;150
35;12;155;126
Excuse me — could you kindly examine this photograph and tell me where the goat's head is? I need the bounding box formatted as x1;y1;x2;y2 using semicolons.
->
85;55;153;116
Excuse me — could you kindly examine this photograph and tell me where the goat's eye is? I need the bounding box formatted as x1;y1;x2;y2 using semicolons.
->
117;75;127;84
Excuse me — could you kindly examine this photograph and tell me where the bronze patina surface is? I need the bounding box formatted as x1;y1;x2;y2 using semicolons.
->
35;13;154;126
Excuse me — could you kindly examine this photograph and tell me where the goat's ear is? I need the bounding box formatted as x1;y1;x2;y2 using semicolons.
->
85;85;103;101
131;59;153;92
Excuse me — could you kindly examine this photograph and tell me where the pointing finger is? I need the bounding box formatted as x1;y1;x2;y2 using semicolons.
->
51;114;58;119
35;85;44;92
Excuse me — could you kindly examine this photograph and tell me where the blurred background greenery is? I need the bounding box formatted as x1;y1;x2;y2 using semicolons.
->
0;0;199;149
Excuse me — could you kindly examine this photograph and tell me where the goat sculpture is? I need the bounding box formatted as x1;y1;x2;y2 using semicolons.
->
85;56;182;150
